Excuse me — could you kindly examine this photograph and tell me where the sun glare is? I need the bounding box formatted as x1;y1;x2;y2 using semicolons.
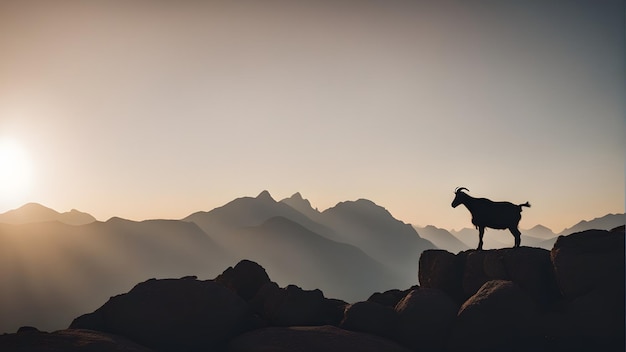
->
0;139;33;203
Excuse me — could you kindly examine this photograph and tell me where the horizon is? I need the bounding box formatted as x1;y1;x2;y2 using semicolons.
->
2;191;623;234
1;1;624;234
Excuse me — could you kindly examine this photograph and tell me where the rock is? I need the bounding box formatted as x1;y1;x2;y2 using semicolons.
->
0;328;153;352
551;229;625;299
228;325;412;352
70;277;259;352
419;249;464;302
460;250;490;299
323;298;350;326
394;288;458;351
456;248;561;308
340;301;398;338
367;287;415;307
215;260;271;301
250;283;336;326
484;247;560;308
448;280;542;352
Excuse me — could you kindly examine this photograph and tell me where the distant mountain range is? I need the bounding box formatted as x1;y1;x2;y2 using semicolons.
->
0;194;622;333
0;203;95;225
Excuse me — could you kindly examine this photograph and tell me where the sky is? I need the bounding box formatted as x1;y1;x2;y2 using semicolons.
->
0;0;624;232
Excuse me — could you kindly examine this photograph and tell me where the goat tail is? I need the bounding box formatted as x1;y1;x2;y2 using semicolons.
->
519;201;531;208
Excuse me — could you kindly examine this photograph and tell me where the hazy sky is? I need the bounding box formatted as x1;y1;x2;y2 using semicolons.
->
0;0;623;232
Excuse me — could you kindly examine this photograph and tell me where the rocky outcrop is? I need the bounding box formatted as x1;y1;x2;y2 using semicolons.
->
70;276;260;352
367;287;414;307
420;246;560;307
228;325;412;352
448;280;542;352
2;228;622;352
394;288;458;351
340;301;398;338
249;282;345;326
215;259;271;301
548;229;625;351
551;229;624;299
0;327;153;352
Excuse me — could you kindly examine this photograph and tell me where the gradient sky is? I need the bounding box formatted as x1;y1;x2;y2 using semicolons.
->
0;0;623;232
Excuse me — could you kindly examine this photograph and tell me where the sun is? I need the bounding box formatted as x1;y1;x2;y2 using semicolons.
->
0;139;33;202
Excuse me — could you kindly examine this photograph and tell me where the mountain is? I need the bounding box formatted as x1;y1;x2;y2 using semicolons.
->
413;225;469;254
558;213;625;236
225;216;401;301
524;224;556;239
0;203;96;225
184;191;412;299
184;191;337;243
319;199;436;287
280;192;323;221
0;218;232;333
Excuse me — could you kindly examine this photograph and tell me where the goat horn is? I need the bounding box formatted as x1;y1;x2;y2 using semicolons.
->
455;187;469;193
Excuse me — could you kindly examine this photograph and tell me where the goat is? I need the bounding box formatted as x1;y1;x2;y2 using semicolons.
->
451;187;530;250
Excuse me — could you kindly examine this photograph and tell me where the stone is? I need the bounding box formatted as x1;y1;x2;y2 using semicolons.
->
394;288;458;351
340;301;398;338
228;325;412;352
215;260;271;301
70;277;259;352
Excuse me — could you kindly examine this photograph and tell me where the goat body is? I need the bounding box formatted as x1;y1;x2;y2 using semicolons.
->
452;187;530;250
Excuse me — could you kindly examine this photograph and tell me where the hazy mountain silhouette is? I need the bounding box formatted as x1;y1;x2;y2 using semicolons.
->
0;203;96;225
524;224;556;239
320;199;436;288
413;225;469;253
558;213;625;236
224;216;401;301
184;191;408;300
2;194;621;335
0;218;232;333
280;192;325;221
184;191;337;243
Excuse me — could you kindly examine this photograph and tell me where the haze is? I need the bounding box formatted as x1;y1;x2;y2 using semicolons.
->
0;0;623;232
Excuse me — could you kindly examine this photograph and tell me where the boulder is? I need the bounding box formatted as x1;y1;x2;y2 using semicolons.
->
419;249;464;302
70;277;259;352
215;260;271;301
551;229;625;299
484;247;560;308
394;288;458;351
340;301;398;338
367;288;413;308
448;280;542;352
228;325;412;352
457;248;561;307
460;250;490;299
250;283;338;326
0;328;153;352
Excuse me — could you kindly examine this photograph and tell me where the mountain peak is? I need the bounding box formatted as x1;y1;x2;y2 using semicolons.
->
0;203;96;226
256;190;275;202
290;192;303;200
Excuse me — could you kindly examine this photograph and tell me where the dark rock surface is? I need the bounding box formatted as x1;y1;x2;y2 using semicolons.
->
249;282;342;326
340;301;398;338
551;229;624;299
394;288;458;351
70;277;259;352
448;280;542;352
228;325;412;352
419;249;464;301
367;288;413;307
8;228;623;352
548;228;625;351
0;328;153;352
215;259;271;301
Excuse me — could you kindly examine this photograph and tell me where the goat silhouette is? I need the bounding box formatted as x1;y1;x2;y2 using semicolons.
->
451;187;530;250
